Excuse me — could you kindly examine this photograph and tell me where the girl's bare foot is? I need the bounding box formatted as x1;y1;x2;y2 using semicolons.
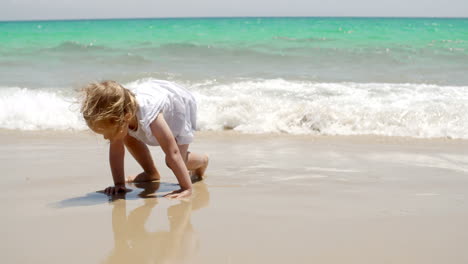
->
127;171;160;183
191;155;209;182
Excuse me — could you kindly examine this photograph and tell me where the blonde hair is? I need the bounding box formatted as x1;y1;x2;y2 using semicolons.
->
80;80;137;130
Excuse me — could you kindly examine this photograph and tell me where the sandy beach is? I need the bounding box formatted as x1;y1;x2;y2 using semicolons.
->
1;130;468;263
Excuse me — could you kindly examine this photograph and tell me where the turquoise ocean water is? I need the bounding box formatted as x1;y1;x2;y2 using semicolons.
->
1;17;468;137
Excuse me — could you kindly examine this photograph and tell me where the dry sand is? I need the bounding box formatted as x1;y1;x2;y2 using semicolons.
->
1;130;468;263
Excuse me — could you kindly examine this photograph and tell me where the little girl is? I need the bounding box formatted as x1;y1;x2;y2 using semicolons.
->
80;79;209;199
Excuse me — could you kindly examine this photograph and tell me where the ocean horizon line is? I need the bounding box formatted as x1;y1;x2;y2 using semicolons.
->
1;15;467;23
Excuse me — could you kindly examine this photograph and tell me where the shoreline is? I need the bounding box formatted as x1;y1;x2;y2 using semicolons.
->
2;128;468;143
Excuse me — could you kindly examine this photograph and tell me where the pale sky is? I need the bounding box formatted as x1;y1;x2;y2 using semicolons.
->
1;0;467;21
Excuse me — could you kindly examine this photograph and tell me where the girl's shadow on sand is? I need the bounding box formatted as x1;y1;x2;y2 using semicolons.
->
54;181;181;208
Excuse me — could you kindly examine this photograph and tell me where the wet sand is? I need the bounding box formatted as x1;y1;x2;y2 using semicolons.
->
1;130;468;264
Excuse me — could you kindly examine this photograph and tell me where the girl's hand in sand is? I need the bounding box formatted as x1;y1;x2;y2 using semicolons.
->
164;188;192;199
104;184;131;195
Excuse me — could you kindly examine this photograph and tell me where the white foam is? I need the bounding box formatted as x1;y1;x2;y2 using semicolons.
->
1;79;468;139
0;87;86;130
192;79;468;139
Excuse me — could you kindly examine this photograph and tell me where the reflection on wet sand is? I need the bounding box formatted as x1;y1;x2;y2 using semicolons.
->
103;182;210;264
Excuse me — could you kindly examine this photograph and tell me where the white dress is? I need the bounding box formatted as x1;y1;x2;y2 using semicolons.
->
127;79;197;146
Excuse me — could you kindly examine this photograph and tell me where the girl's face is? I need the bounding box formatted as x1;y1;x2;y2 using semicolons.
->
91;121;128;142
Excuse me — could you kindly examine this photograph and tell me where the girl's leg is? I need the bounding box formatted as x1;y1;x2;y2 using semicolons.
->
124;135;161;182
178;144;209;180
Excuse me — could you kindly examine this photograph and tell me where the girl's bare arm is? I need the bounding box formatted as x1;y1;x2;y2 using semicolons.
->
149;113;192;198
105;139;128;195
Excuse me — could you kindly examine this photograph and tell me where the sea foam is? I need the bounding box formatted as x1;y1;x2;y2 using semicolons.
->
1;79;467;139
0;87;85;130
190;79;468;138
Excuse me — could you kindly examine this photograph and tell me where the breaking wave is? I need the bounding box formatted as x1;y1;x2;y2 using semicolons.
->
1;79;467;139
